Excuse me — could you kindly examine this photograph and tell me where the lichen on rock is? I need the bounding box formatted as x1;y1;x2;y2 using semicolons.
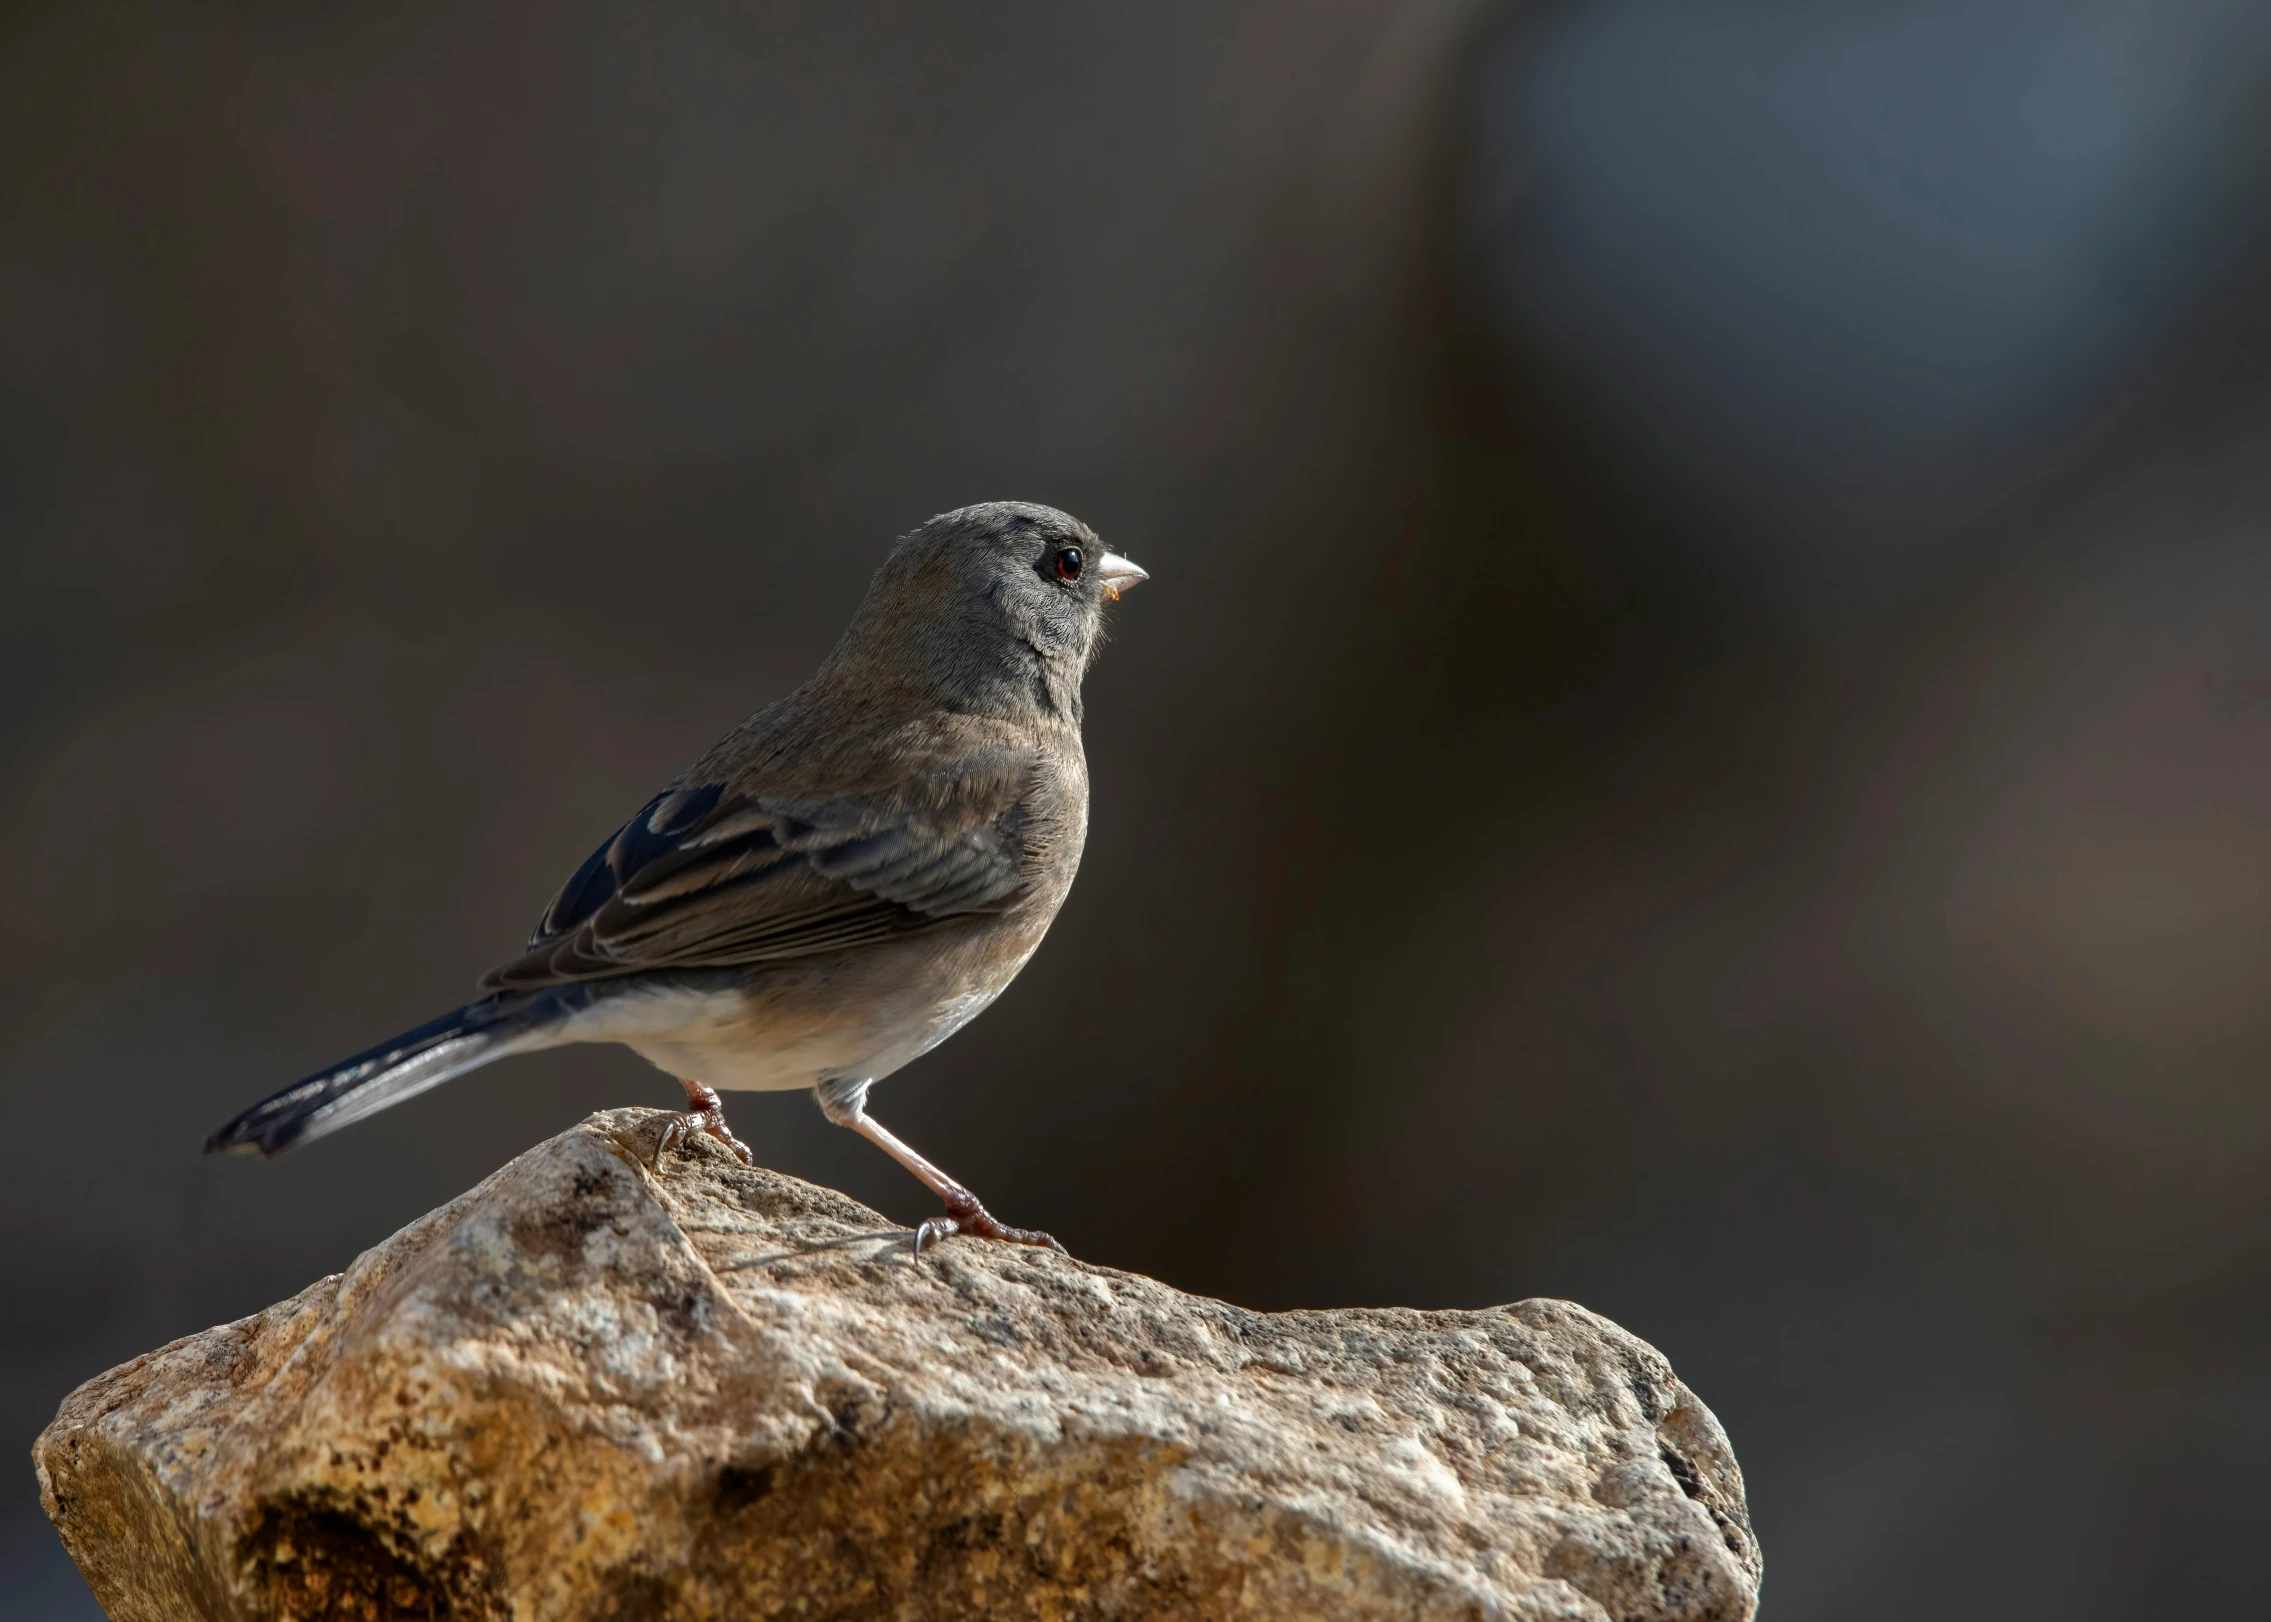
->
36;1108;1760;1620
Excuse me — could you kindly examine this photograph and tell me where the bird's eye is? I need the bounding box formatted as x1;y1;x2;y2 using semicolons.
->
1053;545;1084;583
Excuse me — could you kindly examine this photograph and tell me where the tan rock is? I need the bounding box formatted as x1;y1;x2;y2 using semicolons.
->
35;1109;1760;1620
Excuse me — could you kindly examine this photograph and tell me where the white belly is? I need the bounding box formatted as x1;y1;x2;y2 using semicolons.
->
557;931;1036;1093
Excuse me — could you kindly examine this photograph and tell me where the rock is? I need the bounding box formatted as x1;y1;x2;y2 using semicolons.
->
35;1110;1760;1621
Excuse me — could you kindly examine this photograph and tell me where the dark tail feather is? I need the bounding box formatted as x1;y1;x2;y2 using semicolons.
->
204;992;570;1157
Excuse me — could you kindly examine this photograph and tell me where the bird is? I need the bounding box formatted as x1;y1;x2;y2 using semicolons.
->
206;501;1147;1253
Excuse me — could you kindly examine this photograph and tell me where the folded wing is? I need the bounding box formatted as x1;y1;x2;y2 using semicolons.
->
480;759;1034;990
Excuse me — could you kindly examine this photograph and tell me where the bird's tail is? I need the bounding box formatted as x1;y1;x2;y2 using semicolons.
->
204;990;578;1157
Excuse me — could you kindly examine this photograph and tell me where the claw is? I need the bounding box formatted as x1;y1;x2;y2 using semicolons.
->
913;1190;1067;1256
708;1117;755;1166
656;1083;755;1168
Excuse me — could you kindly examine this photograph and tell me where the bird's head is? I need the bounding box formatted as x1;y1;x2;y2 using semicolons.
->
829;501;1147;724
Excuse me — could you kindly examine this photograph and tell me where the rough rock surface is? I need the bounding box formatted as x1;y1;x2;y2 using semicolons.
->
36;1110;1760;1621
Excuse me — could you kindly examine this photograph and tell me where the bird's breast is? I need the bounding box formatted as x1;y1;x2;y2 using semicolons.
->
584;906;1059;1095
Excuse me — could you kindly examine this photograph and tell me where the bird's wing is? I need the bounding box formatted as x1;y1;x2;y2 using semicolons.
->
478;751;1039;990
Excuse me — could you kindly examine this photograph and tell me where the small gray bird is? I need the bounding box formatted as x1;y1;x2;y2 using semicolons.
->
207;502;1146;1252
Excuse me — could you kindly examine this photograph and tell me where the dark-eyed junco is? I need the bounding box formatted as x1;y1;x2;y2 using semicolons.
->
207;501;1146;1252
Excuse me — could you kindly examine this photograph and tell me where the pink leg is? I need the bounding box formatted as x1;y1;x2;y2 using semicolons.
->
816;1086;1064;1255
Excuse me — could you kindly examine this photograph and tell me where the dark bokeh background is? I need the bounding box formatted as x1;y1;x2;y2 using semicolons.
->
8;1;2271;1615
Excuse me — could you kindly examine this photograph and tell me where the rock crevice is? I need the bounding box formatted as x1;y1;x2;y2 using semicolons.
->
36;1109;1761;1620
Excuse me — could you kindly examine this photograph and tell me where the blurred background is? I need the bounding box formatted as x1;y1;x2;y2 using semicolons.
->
6;0;2271;1614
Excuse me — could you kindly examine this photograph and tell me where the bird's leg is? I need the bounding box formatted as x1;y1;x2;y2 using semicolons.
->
655;1079;754;1166
814;1080;1065;1255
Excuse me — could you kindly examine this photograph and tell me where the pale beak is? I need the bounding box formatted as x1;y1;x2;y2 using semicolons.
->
1097;551;1149;602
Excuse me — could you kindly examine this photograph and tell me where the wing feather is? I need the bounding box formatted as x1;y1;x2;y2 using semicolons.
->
478;753;1037;992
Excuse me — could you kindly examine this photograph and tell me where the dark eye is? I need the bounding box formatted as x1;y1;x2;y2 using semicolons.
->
1052;545;1084;583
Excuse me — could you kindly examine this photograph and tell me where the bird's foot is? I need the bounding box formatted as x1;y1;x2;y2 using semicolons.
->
914;1186;1067;1256
655;1084;754;1167
656;1107;754;1166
